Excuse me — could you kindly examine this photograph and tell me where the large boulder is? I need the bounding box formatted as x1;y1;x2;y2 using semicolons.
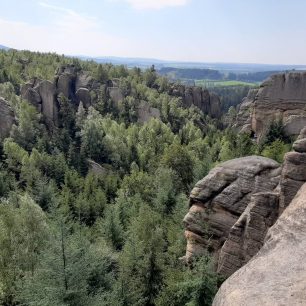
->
213;182;306;306
183;156;281;274
0;97;14;140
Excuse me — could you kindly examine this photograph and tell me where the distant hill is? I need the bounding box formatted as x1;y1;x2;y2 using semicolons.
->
0;45;10;50
78;55;306;73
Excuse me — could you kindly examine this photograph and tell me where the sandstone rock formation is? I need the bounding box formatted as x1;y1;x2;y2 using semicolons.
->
22;66;222;127
213;182;306;306
183;156;281;276
137;101;161;123
184;127;306;303
234;89;258;134
0;97;14;140
168;84;221;118
21;65;93;127
217;191;279;276
279;127;306;212
236;72;306;140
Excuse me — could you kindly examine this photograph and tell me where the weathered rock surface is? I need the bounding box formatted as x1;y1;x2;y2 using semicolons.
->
234;89;258;134
213;182;306;306
37;80;58;125
0;97;14;140
183;156;281;270
236;72;306;140
21;65;92;127
279;128;306;212
137;101;161;123
108;87;124;106
76;88;91;108
168;84;221;118
218;192;279;276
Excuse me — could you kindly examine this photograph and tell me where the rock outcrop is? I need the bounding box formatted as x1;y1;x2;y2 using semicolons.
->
217;191;279;276
137;101;161;123
183;156;281;276
0;97;14;140
236;72;306;140
184;127;306;303
168;84;221;118
213;182;306;306
21;65;93;127
21;65;221;127
234;89;258;134
279;127;306;212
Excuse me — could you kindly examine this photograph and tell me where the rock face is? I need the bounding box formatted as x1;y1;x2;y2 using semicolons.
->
168;84;221;118
21;65;93;127
183;156;281;276
236;72;306;140
279;127;306;212
137;101;161;123
213;182;306;306
217;191;279;276
22;65;222;128
184;129;306;302
0;97;14;140
234;89;258;134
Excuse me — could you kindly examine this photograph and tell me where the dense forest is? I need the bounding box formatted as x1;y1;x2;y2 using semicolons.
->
158;67;288;83
0;49;292;306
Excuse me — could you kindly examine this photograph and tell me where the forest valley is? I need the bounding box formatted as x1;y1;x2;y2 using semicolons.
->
0;49;292;306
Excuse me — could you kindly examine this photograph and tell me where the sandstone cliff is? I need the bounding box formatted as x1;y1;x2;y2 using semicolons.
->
21;65;220;128
183;156;281;277
236;72;306;140
184;127;306;304
213;182;306;306
168;84;221;118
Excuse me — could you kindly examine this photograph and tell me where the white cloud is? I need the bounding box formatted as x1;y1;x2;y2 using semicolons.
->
119;0;189;10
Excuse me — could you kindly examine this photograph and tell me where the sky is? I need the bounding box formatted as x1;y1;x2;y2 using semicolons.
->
1;0;306;64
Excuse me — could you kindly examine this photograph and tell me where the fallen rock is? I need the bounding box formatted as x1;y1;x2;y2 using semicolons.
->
213;183;306;306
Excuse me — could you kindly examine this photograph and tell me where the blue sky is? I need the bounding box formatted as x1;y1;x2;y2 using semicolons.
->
1;0;306;64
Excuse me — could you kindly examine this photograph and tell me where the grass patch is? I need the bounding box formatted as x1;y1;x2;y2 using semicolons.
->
195;79;258;88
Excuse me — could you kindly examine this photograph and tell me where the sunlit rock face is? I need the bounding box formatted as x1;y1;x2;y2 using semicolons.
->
213;182;306;306
235;72;306;140
183;156;281;276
